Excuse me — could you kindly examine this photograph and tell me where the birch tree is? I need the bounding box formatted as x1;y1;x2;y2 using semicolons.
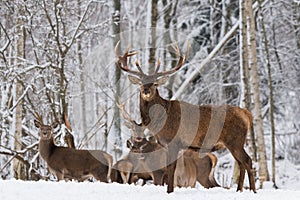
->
77;0;87;148
112;0;122;159
148;0;158;73
246;0;270;187
162;0;179;99
258;0;277;188
13;0;26;180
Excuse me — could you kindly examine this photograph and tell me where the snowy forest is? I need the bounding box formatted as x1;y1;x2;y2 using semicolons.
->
0;0;300;192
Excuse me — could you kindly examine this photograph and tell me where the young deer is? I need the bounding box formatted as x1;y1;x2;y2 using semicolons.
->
183;149;220;188
128;137;220;188
111;159;134;184
34;114;113;182
115;44;256;193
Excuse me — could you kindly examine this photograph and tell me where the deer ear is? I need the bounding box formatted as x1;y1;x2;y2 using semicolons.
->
128;75;141;85
156;76;169;85
34;120;41;128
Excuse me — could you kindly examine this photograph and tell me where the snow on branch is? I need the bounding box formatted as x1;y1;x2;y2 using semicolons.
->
171;1;264;100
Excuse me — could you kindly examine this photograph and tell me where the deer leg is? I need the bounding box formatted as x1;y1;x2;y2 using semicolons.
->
235;149;256;193
209;176;220;187
237;163;246;192
229;147;255;192
241;149;257;193
92;166;109;183
56;171;64;181
152;170;164;185
166;145;179;193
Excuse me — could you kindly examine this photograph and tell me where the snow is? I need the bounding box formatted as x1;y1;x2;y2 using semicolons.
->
0;179;299;200
1;156;300;200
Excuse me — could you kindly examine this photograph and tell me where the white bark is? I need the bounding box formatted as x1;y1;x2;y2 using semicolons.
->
246;0;269;187
13;2;26;180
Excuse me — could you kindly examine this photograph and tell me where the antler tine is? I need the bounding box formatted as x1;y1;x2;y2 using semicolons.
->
115;41;144;77
34;112;43;124
116;102;134;123
155;43;186;77
64;113;72;132
134;58;146;75
155;58;161;73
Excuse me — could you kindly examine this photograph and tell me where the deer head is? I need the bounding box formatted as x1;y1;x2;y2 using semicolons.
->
34;112;59;140
115;42;187;101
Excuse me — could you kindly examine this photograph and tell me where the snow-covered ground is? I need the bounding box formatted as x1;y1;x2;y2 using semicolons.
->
0;179;299;200
1;157;299;200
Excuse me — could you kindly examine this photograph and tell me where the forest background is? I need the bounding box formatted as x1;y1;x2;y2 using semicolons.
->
0;0;299;189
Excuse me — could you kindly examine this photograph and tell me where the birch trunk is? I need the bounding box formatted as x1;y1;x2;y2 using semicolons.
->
258;0;277;188
113;0;122;159
247;0;270;188
13;3;26;180
78;0;87;147
243;1;257;161
162;0;179;98
148;0;158;74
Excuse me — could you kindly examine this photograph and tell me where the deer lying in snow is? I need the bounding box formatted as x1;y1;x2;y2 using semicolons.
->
111;149;154;185
34;113;113;182
127;136;220;188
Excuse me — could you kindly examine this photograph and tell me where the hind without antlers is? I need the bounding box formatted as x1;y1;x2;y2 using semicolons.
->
34;113;113;182
115;43;256;193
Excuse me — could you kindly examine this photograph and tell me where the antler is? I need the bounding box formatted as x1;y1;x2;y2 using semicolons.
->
117;102;146;138
154;43;188;78
115;41;145;77
63;113;76;148
116;41;188;78
116;102;135;125
64;113;72;132
34;112;43;124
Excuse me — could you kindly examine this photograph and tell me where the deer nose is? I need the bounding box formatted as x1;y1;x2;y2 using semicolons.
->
143;88;150;95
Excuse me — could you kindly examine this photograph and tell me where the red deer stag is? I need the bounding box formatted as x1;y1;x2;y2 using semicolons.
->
34;113;113;182
117;103;166;185
115;44;256;193
111;104;157;185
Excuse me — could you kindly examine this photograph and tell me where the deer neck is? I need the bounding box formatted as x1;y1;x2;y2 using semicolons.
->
140;89;169;126
39;138;56;161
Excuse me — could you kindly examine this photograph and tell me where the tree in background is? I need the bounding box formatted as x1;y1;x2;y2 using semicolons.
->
112;0;122;160
0;0;299;183
13;0;27;180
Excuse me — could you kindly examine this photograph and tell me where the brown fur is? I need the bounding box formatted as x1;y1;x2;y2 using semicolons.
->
34;120;113;182
183;149;220;188
111;159;134;184
138;90;255;193
116;48;256;193
128;138;220;188
174;150;197;188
